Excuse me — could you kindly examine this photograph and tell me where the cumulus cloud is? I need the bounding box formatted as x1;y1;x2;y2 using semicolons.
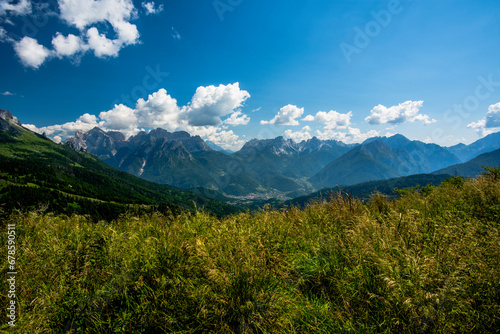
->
303;110;352;129
261;104;304;126
135;88;181;130
142;1;163;15
224;111;250;126
4;0;144;67
204;129;246;151
467;102;500;137
99;104;137;132
1;91;15;96
0;0;31;16
183;83;250;126
283;126;313;143
58;0;136;30
26;83;250;150
365;101;435;125
14;37;51;68
316;127;380;144
58;0;139;57
52;33;86;57
24;112;102;139
86;27;122;57
485;102;500;128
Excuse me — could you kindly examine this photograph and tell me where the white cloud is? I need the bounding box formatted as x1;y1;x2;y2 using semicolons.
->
58;0;136;30
5;0;142;67
0;0;31;16
316;127;380;144
142;1;163;15
112;19;140;45
205;129;246;151
304;110;352;129
1;91;15;96
485;102;500;128
26;84;250;149
224;111;250;126
23;112;102;138
409;113;436;125
135;89;181;130
52;33;86;57
283;126;313;143
183;83;250;126
0;27;7;41
467;102;500;137
14;37;51;69
99;104;137;133
261;104;304;126
59;0;139;56
86;27;122;57
365;101;435;125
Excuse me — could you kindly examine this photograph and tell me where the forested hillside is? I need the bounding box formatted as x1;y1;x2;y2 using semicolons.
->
0;113;238;220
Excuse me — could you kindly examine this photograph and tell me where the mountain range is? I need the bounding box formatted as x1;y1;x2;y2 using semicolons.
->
3;108;500;204
65;127;357;197
0;109;237;220
63;124;500;198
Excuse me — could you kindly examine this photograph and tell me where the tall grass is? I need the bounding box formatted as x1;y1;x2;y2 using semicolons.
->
1;173;499;333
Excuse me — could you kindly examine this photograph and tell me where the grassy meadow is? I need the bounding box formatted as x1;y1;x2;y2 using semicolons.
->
1;171;500;333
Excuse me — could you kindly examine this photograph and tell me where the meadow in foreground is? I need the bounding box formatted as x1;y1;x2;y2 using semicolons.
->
1;171;499;333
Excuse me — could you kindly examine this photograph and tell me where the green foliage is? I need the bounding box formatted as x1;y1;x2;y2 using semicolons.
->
481;165;500;181
441;176;465;188
1;174;499;333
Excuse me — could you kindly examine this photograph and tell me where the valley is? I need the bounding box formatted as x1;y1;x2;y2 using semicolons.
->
62;114;500;202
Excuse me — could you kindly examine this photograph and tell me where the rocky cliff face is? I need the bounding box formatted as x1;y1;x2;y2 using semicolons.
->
0;109;21;136
0;109;20;125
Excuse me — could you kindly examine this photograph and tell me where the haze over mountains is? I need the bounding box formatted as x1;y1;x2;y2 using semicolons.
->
64;123;500;198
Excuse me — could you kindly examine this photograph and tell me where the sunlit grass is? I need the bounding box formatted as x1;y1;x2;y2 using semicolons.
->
1;171;499;333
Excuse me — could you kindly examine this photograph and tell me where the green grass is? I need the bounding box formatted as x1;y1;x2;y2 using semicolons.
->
1;172;499;333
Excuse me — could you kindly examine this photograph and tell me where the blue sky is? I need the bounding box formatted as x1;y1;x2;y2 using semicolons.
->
1;0;500;150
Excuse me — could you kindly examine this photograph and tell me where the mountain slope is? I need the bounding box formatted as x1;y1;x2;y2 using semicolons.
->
433;148;500;177
363;134;461;171
447;131;500;162
66;127;263;196
0;111;238;219
309;141;422;187
288;173;453;207
236;136;355;177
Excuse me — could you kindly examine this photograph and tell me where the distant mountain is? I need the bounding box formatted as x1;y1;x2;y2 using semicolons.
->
0;111;238;219
309;140;429;188
67;128;470;197
205;140;234;155
66;127;266;196
288;173;453;207
433;148;500;177
235;136;356;179
446;131;500;162
363;134;461;172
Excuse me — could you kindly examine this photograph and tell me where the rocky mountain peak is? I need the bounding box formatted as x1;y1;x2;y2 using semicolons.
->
0;109;20;125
